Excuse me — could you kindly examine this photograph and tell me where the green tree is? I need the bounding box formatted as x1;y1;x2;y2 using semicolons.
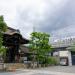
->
29;32;52;67
0;15;7;60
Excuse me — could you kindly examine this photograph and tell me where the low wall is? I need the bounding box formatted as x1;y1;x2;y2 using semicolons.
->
0;63;28;71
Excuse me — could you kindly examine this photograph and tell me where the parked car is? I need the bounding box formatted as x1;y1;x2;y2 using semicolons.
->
60;58;68;66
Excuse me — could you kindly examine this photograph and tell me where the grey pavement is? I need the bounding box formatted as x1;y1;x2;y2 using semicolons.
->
39;66;75;73
0;66;75;75
0;70;74;75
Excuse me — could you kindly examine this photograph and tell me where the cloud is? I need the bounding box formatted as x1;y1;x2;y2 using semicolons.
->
14;0;54;38
35;0;75;40
51;0;75;39
0;0;17;28
15;0;68;38
0;0;75;40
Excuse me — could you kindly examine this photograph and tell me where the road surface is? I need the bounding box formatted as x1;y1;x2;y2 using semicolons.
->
0;66;75;75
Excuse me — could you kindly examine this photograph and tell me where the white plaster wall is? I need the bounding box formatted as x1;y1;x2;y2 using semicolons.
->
59;51;68;57
68;51;72;66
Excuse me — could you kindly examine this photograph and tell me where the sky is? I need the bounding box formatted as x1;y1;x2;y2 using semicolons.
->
0;0;75;42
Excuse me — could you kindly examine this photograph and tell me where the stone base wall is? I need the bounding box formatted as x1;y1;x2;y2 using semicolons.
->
5;63;28;69
0;63;28;71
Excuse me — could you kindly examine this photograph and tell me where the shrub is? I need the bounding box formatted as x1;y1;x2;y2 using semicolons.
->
46;57;58;65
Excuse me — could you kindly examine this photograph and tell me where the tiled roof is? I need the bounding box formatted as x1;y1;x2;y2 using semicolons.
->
20;46;29;53
4;27;20;35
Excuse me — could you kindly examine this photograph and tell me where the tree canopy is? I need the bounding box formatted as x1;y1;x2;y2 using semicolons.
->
29;32;52;65
0;16;7;32
0;15;7;57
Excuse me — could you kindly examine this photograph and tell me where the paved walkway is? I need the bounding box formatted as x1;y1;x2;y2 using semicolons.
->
0;69;74;75
15;69;75;75
0;66;75;75
40;66;75;73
